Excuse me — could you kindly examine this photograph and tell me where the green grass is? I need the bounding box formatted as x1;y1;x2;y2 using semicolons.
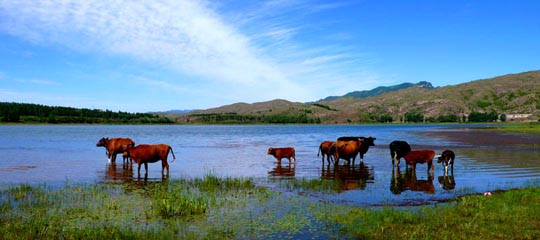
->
2;177;540;239
490;122;540;133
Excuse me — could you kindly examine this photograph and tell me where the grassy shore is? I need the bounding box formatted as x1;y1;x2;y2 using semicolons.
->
488;122;540;133
1;176;540;239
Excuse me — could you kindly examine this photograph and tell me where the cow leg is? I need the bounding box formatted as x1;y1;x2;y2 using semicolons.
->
428;161;434;172
137;163;142;176
162;160;169;176
144;162;148;174
112;153;118;163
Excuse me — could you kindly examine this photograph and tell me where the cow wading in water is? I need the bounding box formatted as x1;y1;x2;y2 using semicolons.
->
437;150;456;174
389;140;411;166
317;141;335;165
389;140;435;172
334;136;376;166
268;147;296;165
124;144;176;177
96;137;135;163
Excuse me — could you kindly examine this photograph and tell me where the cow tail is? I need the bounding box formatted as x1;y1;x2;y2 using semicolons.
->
317;146;321;157
169;146;176;162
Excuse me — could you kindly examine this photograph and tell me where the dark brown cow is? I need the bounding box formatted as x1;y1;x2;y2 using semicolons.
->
403;150;435;172
124;144;176;176
317;141;335;165
267;147;296;165
96;137;135;163
437;150;455;174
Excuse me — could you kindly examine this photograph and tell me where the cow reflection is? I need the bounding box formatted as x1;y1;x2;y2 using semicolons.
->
105;163;134;182
268;164;296;177
321;163;374;192
438;173;456;190
391;167;435;194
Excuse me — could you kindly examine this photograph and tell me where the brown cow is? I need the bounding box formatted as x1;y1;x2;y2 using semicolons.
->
267;147;296;165
124;144;176;176
334;139;361;166
317;141;335;165
403;150;435;172
96;137;135;163
334;136;376;166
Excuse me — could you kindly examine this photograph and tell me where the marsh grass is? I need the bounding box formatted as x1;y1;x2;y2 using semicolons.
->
2;176;540;239
279;177;342;193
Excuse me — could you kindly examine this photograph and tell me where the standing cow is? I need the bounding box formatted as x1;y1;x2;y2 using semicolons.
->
437;150;456;174
124;144;176;177
389;140;411;166
334;136;376;166
403;150;436;172
96;137;135;163
317;141;335;165
268;147;296;165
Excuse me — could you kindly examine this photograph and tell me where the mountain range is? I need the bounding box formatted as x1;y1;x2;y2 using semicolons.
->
172;70;540;124
318;81;434;101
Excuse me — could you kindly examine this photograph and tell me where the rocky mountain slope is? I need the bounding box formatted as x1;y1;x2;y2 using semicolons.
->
177;70;540;123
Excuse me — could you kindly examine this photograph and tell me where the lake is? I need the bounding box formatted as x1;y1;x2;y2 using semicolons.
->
1;124;539;206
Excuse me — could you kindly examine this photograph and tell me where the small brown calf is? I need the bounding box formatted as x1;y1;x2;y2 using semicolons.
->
268;147;296;165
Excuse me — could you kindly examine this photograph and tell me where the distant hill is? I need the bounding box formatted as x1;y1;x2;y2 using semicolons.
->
176;70;540;124
320;81;434;101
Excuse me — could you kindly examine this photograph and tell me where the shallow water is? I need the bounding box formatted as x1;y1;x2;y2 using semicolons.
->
1;124;539;206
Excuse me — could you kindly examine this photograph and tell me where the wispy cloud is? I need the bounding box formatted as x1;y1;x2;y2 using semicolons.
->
0;0;379;106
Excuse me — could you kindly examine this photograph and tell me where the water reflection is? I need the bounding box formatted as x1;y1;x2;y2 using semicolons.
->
104;163;134;182
438;173;456;190
391;167;435;194
321;163;375;192
102;163;169;183
268;164;296;177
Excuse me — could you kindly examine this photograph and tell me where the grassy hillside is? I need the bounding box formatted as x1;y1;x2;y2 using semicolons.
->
177;71;540;124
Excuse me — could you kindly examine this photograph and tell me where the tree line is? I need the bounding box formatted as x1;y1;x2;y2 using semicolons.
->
0;102;174;124
188;113;321;124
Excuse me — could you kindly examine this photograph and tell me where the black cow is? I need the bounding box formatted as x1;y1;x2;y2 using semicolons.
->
389;140;411;166
437;150;455;174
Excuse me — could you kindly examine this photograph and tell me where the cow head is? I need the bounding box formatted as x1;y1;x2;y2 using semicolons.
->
267;147;274;155
362;137;376;146
96;137;109;147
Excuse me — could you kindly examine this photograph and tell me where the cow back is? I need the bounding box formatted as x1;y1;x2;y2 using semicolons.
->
404;150;435;164
109;138;135;153
335;140;360;159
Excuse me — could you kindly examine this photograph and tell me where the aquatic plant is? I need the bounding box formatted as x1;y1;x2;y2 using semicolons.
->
2;177;540;239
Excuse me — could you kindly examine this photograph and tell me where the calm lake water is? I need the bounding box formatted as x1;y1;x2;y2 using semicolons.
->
1;124;539;206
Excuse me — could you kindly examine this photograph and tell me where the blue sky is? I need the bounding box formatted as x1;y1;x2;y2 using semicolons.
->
0;0;539;112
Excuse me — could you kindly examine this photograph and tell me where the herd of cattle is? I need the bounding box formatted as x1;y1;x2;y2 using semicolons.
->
270;136;455;174
97;135;456;177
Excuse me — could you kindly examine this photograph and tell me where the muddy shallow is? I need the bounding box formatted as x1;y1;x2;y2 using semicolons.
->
0;124;539;206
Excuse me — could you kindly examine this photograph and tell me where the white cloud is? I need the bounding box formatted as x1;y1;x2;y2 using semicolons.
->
0;0;379;107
